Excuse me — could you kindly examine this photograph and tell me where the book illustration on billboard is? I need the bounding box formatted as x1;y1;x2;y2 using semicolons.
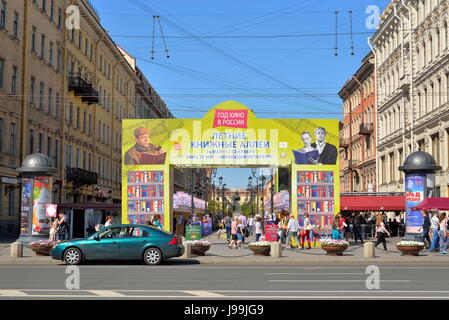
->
139;152;167;165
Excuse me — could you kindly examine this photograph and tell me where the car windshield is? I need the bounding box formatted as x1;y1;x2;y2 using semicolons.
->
97;227;121;239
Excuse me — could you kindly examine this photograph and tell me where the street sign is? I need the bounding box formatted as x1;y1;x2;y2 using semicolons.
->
46;204;57;218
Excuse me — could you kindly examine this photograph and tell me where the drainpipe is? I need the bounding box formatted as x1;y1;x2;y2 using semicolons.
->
393;3;406;163
352;76;364;191
367;37;378;192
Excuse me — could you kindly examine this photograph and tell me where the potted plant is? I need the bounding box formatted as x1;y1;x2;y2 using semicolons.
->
28;240;56;256
248;241;271;256
185;240;211;256
396;241;425;256
320;239;349;256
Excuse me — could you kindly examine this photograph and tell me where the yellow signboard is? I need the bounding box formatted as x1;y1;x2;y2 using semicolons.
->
122;101;340;232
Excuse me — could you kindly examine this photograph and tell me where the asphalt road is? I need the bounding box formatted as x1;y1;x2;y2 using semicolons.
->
0;263;449;299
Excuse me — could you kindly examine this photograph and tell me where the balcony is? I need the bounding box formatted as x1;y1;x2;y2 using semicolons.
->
66;167;98;185
68;74;99;105
348;160;359;168
359;123;374;135
339;138;349;148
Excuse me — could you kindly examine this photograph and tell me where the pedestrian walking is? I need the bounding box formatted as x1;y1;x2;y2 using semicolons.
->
438;213;448;255
332;215;341;240
255;216;263;241
374;214;390;252
421;210;431;249
223;215;232;243
430;211;440;252
236;219;244;249
285;214;300;249
338;213;347;240
229;217;238;249
300;212;313;249
238;213;247;242
352;213;364;244
278;212;289;244
56;211;69;241
248;214;255;236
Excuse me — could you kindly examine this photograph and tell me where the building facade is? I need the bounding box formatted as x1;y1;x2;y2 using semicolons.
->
373;0;449;196
339;53;377;193
0;0;172;237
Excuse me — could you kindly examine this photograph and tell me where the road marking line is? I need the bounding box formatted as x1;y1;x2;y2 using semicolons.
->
89;290;125;297
182;290;224;297
268;280;411;283
0;290;27;296
265;273;377;275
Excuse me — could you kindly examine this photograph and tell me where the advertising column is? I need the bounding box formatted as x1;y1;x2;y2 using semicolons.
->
404;174;425;234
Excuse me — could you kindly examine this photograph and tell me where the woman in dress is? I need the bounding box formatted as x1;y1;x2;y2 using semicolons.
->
300;212;313;249
229;217;238;249
293;131;321;165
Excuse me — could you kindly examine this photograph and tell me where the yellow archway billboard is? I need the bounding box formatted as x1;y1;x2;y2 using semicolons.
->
122;101;340;232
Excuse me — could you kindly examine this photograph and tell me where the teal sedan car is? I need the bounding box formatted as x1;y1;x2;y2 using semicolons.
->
51;224;184;265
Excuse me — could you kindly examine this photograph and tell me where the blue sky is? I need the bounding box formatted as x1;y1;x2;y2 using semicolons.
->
93;0;390;188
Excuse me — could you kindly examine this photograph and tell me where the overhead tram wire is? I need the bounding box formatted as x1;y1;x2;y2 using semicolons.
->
127;0;341;111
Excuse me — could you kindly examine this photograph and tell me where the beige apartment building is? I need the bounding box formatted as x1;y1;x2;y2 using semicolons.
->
374;0;449;196
0;0;173;237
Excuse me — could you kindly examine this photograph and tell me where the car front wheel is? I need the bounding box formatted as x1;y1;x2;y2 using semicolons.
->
143;247;163;265
64;248;83;265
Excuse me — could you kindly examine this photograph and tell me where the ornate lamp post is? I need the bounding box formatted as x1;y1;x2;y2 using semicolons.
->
251;168;268;216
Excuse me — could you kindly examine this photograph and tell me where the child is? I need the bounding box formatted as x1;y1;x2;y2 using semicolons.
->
255;216;263;242
312;224;322;247
49;219;58;242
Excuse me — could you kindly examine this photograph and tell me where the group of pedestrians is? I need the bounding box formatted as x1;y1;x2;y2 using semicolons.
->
48;211;69;242
424;211;448;254
277;210;314;249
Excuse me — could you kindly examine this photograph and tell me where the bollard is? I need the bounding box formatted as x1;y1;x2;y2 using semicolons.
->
10;242;23;258
364;242;375;258
181;242;192;259
270;242;282;258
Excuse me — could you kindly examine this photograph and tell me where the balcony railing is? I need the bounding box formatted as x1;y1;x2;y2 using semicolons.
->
339;138;349;148
67;167;98;185
68;73;99;105
359;123;374;135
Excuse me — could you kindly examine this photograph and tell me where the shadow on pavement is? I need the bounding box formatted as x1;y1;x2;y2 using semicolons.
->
81;258;201;266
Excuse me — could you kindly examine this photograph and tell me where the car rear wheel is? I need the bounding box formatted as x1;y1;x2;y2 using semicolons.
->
64;248;83;265
143;247;163;265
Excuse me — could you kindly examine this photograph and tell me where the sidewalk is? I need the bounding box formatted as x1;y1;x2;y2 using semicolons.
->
1;234;448;265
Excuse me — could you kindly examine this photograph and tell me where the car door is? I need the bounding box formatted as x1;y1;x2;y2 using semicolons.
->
118;227;151;260
83;227;121;260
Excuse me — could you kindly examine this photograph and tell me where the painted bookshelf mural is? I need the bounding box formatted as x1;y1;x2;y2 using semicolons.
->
127;171;164;225
297;171;335;235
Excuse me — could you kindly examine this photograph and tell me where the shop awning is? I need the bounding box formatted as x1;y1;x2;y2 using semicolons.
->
340;196;405;211
412;197;449;210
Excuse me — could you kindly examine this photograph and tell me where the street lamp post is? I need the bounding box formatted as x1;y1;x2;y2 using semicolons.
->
251;168;268;216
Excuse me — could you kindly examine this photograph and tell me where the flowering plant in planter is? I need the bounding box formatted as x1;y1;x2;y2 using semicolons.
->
29;240;56;247
397;241;425;247
248;241;271;246
184;240;211;246
320;239;349;246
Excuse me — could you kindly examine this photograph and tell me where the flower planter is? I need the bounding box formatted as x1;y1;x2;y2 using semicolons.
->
190;245;211;256
396;245;424;256
321;245;348;256
29;245;53;256
248;245;271;256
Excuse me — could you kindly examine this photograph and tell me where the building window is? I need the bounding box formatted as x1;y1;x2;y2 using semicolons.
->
0;58;4;89
55;139;59;167
432;135;440;165
31;26;37;52
76;106;80;129
0;118;3;153
381;156;386;185
47;136;51;157
39;82;44;110
29;129;34;155
38;133;43;153
12;11;19;39
58;8;62;27
83;111;86;132
42;0;46;13
0;1;6;29
30;76;35;103
55;92;59;119
49;42;54;65
48;88;52;114
88;114;92;136
40;34;46;59
10;122;16;156
11;66;17;95
8;188;15;216
78;31;82;49
50;0;54;21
